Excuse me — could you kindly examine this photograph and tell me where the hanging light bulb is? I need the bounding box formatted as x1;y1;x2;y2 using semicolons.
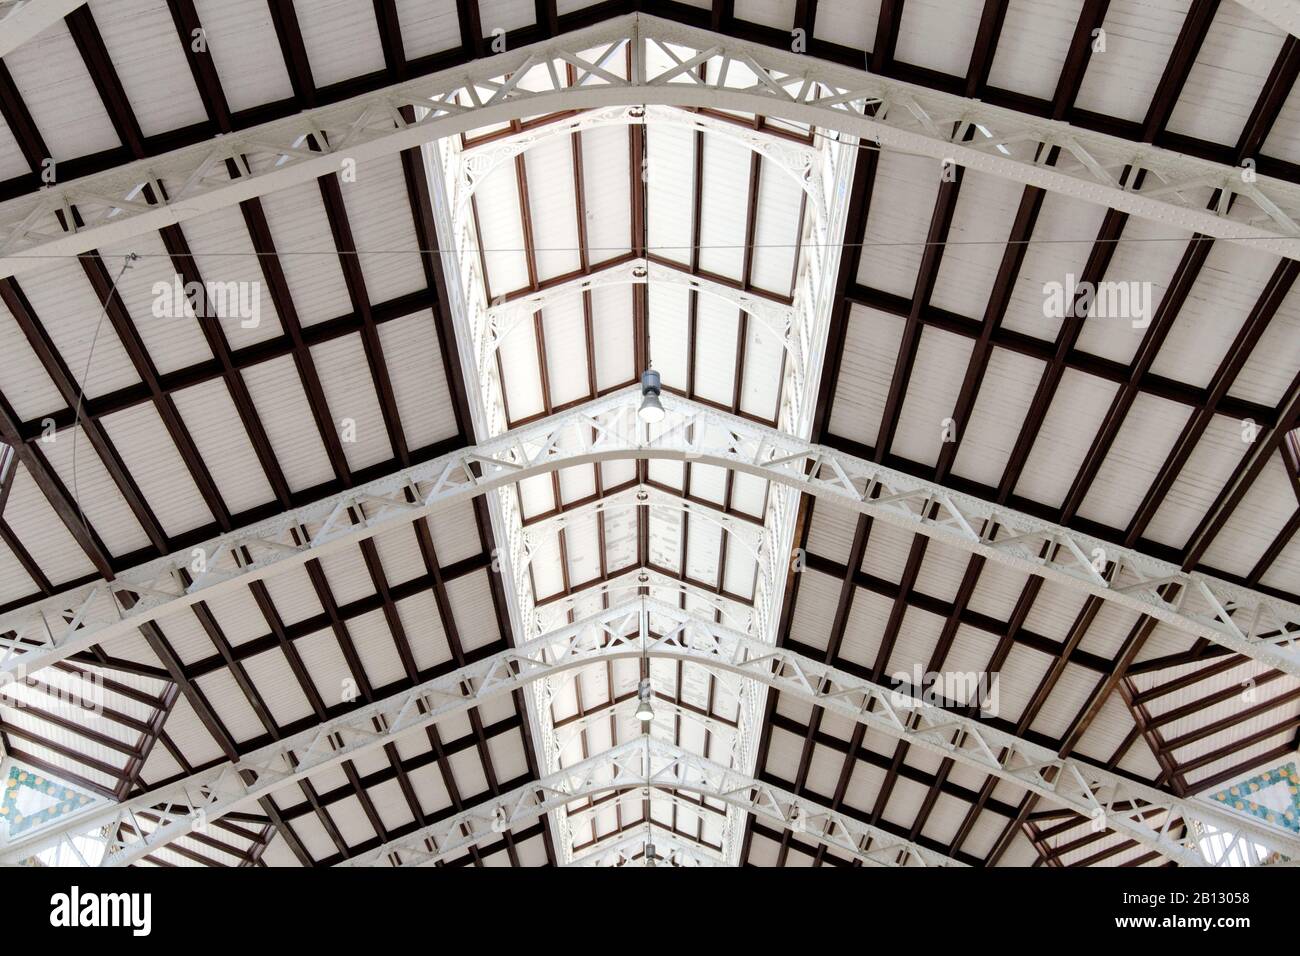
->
644;841;656;867
638;368;665;423
789;804;806;834
491;805;509;833
635;677;655;722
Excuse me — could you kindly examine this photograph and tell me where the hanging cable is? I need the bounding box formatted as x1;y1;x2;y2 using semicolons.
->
70;252;138;544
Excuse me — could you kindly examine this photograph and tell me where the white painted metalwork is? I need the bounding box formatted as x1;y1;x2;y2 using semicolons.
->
565;826;727;867
531;566;755;637
551;697;742;768
450;103;826;222
435;90;853;863
339;737;961;868
5;13;1300;275
8;598;1297;867
480;257;805;396
0;0;84;58
5;389;1300;680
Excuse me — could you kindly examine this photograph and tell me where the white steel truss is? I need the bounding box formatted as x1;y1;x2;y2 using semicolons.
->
531;565;756;637
565;827;727;867
0;0;84;58
5;13;1300;276
450;103;826;223
337;737;961;868
479;257;807;408
520;482;768;566
6;598;1296;867
4;389;1300;681
561;781;729;833
552;697;743;768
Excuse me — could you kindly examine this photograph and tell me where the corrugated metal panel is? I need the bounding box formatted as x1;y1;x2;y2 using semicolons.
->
100;402;213;536
377;311;456;451
258;564;325;627
316;542;380;606
692;295;738;406
856;151;937;298
1028;662;1100;740
813;0;879;49
951;347;1044;487
1146;413;1251;550
647;283;689;390
258;180;352;327
1167;1;1286;146
992;643;1056;725
1078;391;1193;530
195;669;268;744
296;0;384;87
931;171;1023;319
3;20;119;161
645;124;694;267
0;105;28;180
90;0;207;136
16;259;139;398
473;161;530;299
193;0;294;112
369;776;417;834
445;569;500;652
1078;1;1191;121
338;156;429;303
1014;369;1119;508
350;607;407;691
370;522;425;587
0;305;63;421
38;423;151;556
1003;191;1111;342
827;304;904;450
498;306;546;419
177;204;285;348
749;159;803;297
591;283;635;390
557;462;596;504
1156;243;1276;388
153;606;217;666
1023;578;1093;643
477;0;536;34
170;379;275;515
897;0;986;75
241;648;313;727
201;582;270;646
422;500;483;567
1202;455;1296;579
697;134;751;281
394;0;460;59
242;354;336;491
524;135;582;281
160;695;226;767
540;293;589;407
579;126;633;263
312;332;392;473
986;0;1083;100
1076;216;1190;365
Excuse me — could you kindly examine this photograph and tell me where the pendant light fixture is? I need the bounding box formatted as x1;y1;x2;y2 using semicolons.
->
638;368;665;423
635;677;655;722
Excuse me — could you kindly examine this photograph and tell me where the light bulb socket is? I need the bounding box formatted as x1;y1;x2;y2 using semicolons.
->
638;369;666;423
635;677;655;721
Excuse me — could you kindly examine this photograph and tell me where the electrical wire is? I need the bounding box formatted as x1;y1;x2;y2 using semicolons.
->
0;230;1273;264
70;253;137;544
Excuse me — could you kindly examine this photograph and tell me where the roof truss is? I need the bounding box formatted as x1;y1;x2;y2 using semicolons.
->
8;13;1300;276
7;597;1297;867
